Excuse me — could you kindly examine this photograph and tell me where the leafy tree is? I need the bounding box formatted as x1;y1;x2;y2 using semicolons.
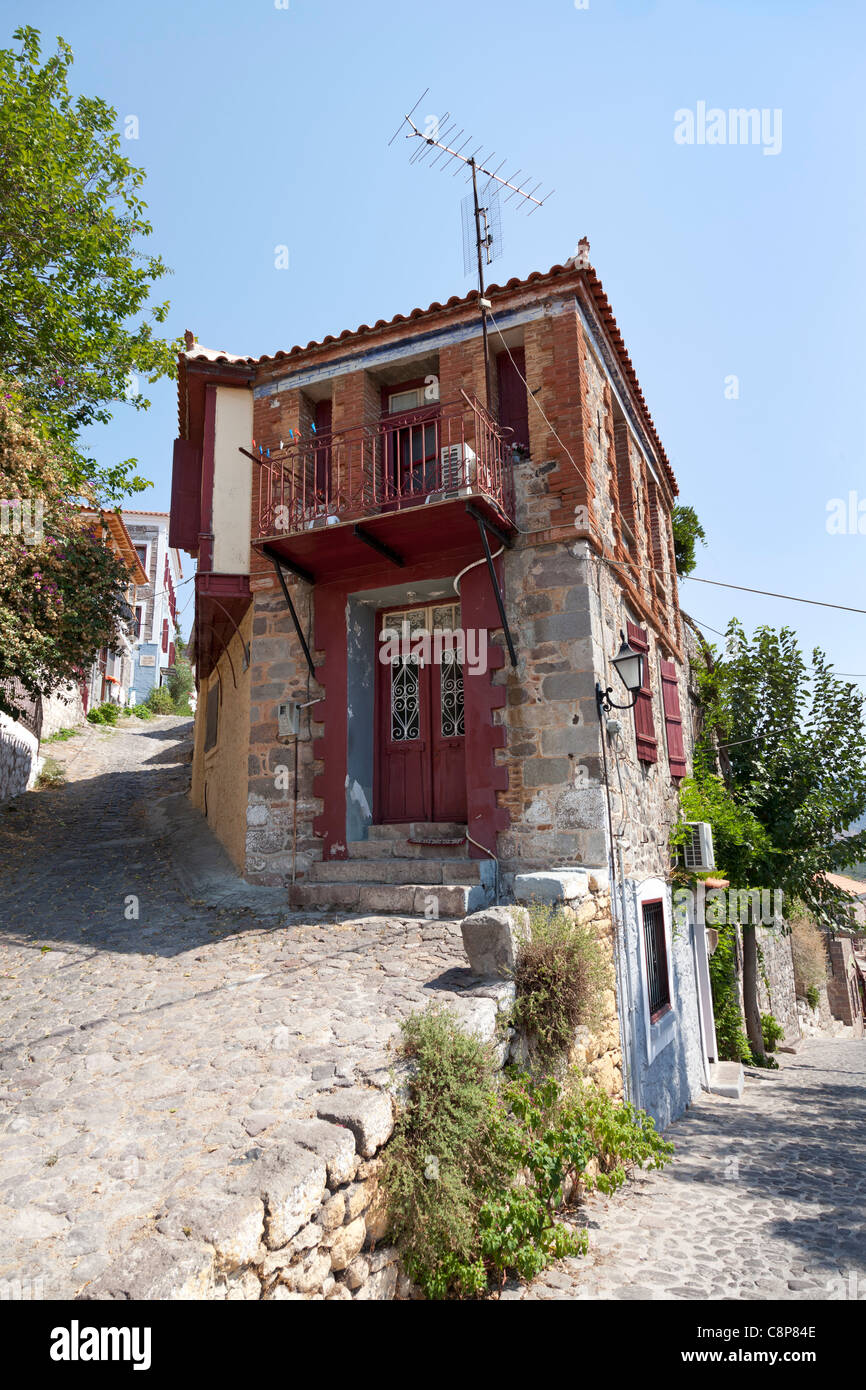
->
0;385;133;717
0;26;178;502
671;504;707;577
677;620;866;1057
165;643;193;708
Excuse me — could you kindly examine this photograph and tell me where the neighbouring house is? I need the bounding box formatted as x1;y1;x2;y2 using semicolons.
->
825;871;866;930
123;511;184;704
78;509;149;713
170;248;718;1127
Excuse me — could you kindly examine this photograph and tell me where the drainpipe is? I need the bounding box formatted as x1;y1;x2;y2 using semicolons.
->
599;711;637;1109
616;837;640;1110
465;830;500;905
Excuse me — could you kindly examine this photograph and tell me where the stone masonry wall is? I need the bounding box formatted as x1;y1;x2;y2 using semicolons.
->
756;924;800;1044
243;578;324;885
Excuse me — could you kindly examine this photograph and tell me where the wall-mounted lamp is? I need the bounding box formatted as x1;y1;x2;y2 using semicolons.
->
596;631;644;717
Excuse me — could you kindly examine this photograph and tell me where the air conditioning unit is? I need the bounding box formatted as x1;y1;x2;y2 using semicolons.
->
681;821;715;873
440;443;476;492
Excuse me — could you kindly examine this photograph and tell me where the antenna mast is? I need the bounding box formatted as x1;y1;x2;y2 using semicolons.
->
390;95;553;410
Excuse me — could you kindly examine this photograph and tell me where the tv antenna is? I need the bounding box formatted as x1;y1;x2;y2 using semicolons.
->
389;90;553;408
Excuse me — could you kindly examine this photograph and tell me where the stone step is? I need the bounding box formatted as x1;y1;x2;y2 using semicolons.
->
347;837;468;861
311;858;484;885
289;880;490;917
367;822;467;842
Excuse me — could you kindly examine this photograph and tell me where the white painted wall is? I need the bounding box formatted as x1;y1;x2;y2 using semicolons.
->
212;386;253;575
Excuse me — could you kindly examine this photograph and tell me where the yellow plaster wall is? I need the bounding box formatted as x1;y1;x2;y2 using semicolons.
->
190;609;251;870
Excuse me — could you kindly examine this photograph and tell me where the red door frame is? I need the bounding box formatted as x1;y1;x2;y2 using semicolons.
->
311;551;508;861
372;601;466;824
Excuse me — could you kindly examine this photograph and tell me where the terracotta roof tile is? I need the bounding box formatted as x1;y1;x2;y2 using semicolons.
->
179;260;678;493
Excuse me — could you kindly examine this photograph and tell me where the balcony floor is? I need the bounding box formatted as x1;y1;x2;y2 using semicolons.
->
254;489;514;585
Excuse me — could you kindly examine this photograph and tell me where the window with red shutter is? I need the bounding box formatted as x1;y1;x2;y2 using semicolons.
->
162;619;169;653
626;621;657;764
169;642;176;668
496;348;530;450
660;659;687;780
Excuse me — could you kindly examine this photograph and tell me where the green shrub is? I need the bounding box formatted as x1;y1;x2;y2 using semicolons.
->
512;903;611;1068
130;702;151;719
761;1012;784;1052
380;1007;674;1299
35;756;66;788
806;984;820;1011
379;1006;504;1299
86;702;119;725
145;685;175;715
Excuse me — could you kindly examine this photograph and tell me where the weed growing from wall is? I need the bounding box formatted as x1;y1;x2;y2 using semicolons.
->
512;903;611;1069
380;1006;673;1299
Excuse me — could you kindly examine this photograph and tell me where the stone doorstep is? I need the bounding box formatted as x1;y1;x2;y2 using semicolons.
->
367;822;467;841
289;881;489;917
707;1061;745;1099
347;838;468;860
310;858;484;885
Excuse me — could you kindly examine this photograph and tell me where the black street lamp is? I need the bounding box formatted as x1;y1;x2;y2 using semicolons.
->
596;632;644;716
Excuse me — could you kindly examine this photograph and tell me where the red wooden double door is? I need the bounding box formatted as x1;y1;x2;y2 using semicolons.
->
374;602;467;824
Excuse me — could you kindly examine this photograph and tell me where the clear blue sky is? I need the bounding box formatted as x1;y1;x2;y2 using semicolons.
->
9;0;866;673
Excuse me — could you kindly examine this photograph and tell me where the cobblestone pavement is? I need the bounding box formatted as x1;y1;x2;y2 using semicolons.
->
513;1037;866;1301
3;719;865;1303
0;718;469;1300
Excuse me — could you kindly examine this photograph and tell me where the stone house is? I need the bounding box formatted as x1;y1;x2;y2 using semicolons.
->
170;250;715;1126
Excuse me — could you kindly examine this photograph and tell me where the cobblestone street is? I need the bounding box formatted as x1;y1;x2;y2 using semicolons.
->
1;718;864;1302
516;1037;866;1301
0;718;470;1299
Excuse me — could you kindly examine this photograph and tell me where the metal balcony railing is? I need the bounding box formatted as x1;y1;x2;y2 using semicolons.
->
254;392;514;539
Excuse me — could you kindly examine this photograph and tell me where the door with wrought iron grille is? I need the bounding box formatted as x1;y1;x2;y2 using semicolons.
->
375;603;467;824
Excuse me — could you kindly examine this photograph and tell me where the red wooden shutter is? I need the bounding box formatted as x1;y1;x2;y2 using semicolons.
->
496;348;530;449
162;619;169;653
627;621;657;764
660;659;687;780
169;642;176;667
169;439;202;551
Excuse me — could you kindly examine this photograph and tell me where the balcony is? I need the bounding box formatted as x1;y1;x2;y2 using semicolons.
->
251;393;516;582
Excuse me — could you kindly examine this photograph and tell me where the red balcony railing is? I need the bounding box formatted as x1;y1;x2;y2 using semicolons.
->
254;393;514;539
